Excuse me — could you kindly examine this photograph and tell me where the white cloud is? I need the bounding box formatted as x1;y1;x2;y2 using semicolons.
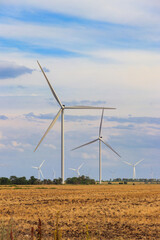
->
0;132;3;139
16;147;24;152
102;160;120;167
44;143;56;150
0;143;6;149
89;49;160;66
0;21;90;51
2;0;160;26
0;142;24;152
12;141;21;147
11;141;31;149
82;152;97;159
102;148;120;160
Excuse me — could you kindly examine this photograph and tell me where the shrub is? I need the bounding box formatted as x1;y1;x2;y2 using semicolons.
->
65;175;95;185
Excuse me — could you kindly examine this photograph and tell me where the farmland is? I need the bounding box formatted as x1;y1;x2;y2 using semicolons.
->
0;184;160;239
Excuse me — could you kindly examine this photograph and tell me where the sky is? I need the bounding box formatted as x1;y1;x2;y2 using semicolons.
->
0;0;160;181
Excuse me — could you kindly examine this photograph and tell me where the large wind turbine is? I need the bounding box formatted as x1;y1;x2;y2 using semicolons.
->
123;159;144;179
69;163;84;177
72;109;121;184
34;61;116;184
32;160;45;180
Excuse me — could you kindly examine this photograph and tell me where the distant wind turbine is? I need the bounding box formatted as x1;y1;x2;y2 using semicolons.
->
123;159;144;179
53;169;56;179
34;61;116;184
32;160;45;180
69;163;84;177
72;109;121;184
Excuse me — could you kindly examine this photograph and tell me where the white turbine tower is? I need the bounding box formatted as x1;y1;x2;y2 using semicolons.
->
123;159;144;179
69;163;84;177
32;160;45;180
72;109;121;184
34;61;116;184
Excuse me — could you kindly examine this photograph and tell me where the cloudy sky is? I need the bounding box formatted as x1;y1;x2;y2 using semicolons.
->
0;1;159;180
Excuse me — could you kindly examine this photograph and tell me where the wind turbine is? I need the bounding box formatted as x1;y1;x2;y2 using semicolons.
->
53;169;56;179
32;160;45;180
72;109;121;184
69;163;84;177
123;159;144;179
34;61;116;184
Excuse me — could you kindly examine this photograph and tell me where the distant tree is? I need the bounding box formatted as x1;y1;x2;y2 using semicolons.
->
10;176;18;184
53;178;62;185
28;176;37;185
46;179;53;184
0;177;10;185
65;175;95;185
42;179;53;185
17;177;27;185
9;176;28;185
114;178;122;182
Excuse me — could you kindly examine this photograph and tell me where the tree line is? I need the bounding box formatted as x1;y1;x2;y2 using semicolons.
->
0;176;159;185
111;178;160;183
0;175;96;185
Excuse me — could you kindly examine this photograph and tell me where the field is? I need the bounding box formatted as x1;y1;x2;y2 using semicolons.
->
0;184;160;239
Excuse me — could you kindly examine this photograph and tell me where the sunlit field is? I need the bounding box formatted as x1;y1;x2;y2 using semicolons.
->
0;184;160;239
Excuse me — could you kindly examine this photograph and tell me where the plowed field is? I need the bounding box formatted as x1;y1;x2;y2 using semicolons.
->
0;184;160;239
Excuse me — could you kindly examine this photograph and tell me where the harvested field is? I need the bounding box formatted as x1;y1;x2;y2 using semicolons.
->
0;184;160;239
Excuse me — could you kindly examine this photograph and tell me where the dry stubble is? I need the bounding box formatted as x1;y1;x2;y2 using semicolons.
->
0;184;160;239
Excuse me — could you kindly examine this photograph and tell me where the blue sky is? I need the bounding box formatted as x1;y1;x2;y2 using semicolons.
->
0;0;160;180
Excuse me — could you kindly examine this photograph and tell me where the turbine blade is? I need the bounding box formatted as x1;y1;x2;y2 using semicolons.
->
39;160;45;168
77;170;80;176
71;138;99;151
65;106;116;110
69;168;76;171
37;61;62;107
101;139;121;157
122;160;133;166
32;166;38;169
78;162;84;170
99;109;104;137
135;158;144;166
40;169;44;179
34;109;61;152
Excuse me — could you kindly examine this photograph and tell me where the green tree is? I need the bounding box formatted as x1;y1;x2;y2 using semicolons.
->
0;177;10;185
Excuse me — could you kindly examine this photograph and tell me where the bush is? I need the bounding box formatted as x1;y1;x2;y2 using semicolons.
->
65;175;95;185
53;178;62;185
